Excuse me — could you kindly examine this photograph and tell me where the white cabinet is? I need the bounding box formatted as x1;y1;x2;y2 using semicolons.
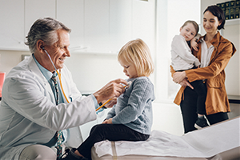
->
109;0;132;53
0;0;25;50
83;0;155;54
84;0;110;53
56;0;84;50
0;0;155;54
132;0;155;55
25;0;56;42
0;0;55;51
57;0;133;54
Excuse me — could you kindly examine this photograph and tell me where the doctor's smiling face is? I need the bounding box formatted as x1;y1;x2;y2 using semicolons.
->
26;18;71;73
42;29;71;72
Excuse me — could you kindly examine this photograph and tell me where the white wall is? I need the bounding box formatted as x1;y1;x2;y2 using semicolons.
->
155;0;201;102
65;53;125;93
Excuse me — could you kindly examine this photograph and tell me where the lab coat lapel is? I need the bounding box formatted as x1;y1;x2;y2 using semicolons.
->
28;56;55;99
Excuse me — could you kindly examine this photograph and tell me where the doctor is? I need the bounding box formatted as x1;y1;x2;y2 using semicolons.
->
0;17;127;160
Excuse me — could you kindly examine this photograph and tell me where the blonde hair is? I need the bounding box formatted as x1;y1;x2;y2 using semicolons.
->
118;39;154;77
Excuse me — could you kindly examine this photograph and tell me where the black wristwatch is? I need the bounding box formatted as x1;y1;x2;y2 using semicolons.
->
99;102;107;109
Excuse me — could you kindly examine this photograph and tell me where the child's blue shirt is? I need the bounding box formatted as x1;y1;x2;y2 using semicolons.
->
106;76;155;135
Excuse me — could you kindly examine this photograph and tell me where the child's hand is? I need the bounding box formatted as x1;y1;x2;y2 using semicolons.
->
102;118;113;124
191;38;198;51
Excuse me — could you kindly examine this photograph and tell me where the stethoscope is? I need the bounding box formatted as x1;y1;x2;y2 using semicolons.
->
41;46;70;103
41;46;131;110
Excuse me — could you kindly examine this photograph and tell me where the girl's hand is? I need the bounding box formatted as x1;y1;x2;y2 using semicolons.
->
191;38;198;51
102;118;113;124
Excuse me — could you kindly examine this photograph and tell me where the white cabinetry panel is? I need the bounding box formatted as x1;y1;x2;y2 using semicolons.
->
0;0;155;55
132;0;155;55
84;0;110;53
56;0;84;50
24;0;56;42
109;0;132;53
0;0;24;50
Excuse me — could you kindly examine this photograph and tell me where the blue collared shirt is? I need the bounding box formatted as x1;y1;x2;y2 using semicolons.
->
33;54;65;104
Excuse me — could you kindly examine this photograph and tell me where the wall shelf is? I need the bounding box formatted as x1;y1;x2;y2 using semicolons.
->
0;47;29;52
225;18;240;26
0;47;118;55
71;50;118;56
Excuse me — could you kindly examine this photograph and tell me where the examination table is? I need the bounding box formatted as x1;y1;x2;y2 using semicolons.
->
91;117;240;160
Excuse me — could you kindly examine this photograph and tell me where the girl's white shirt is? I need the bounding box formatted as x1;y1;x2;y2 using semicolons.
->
200;40;214;68
171;35;201;71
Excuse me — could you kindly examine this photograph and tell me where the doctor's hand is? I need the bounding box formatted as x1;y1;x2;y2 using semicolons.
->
102;118;113;124
93;79;128;104
104;97;117;108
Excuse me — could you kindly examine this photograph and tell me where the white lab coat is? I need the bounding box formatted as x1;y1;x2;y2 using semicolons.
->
0;56;97;160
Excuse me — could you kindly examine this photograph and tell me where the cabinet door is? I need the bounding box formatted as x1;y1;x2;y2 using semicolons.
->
84;0;110;53
132;0;155;53
25;0;56;45
109;0;132;53
0;0;25;50
57;0;84;50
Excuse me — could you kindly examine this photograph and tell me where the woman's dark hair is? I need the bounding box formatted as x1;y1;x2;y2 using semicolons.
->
204;5;225;30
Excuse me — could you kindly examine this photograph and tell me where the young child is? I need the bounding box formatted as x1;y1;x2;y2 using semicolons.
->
60;39;155;160
171;20;208;129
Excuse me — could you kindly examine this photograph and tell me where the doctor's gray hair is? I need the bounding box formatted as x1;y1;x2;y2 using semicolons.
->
25;17;71;53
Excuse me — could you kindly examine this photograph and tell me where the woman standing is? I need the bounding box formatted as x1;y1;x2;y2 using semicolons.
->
171;5;236;133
